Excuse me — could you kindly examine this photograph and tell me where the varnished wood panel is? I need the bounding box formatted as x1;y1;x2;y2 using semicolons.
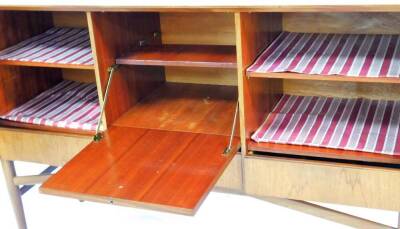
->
160;13;236;45
249;72;400;84
160;13;237;86
0;67;62;115
0;60;94;70
283;13;400;34
215;154;243;192
235;12;283;144
3;5;400;13
0;12;62;114
245;156;400;211
0;128;91;166
113;83;238;136
165;67;237;86
41;126;239;214
248;141;400;165
52;12;88;28
62;69;96;83
87;12;165;126
283;80;400;100
117;45;237;68
0;119;95;136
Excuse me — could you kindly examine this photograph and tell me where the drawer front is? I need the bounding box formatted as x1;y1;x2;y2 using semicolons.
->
0;128;91;166
244;156;400;211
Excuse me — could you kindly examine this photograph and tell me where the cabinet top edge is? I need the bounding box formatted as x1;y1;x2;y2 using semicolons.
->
1;4;400;13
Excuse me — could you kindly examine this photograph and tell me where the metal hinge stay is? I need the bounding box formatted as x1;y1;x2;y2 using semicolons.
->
224;100;239;155
94;64;119;142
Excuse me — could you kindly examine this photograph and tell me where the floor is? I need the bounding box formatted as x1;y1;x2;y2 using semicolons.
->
0;161;398;229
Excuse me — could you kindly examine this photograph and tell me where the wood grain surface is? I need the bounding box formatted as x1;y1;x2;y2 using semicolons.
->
41;126;239;214
113;83;238;136
117;45;237;68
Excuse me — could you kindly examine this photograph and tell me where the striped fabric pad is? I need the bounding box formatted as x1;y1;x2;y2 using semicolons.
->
252;95;400;155
0;27;93;66
0;80;100;131
248;32;400;78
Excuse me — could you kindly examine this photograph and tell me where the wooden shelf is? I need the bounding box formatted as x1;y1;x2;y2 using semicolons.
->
116;45;237;68
0;27;94;70
0;119;95;136
41;126;239;215
247;32;400;83
250;94;400;164
0;60;94;70
248;72;400;84
113;83;238;136
248;141;400;165
0;80;99;135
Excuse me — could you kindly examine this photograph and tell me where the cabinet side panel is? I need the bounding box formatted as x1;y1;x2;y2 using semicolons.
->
236;13;283;141
87;12;165;126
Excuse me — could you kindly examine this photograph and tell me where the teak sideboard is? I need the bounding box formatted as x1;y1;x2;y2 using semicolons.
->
1;4;400;229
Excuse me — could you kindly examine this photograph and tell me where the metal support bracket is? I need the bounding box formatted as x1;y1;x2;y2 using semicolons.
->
94;64;119;142
224;100;239;155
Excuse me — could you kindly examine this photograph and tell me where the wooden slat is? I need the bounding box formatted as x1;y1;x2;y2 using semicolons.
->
248;140;400;164
248;72;400;84
116;45;237;68
113;83;238;136
41;126;239;214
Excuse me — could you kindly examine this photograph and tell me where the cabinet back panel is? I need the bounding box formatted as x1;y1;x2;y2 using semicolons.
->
165;67;237;86
160;13;237;85
284;80;400;100
160;13;235;45
283;13;400;34
52;12;88;28
62;69;96;83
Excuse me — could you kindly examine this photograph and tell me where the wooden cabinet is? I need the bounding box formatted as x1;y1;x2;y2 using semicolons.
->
0;5;400;228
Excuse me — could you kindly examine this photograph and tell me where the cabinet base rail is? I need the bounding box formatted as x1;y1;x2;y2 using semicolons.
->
260;196;397;229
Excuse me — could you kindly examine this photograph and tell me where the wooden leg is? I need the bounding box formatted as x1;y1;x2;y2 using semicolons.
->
1;160;27;229
398;212;400;229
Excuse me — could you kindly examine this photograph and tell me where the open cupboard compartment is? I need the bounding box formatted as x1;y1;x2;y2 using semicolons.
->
240;12;400;165
41;12;240;215
0;11;100;135
237;12;400;211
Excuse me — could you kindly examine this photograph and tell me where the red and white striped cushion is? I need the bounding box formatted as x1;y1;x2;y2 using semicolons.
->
248;32;400;78
0;80;100;131
0;28;93;66
252;95;400;155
